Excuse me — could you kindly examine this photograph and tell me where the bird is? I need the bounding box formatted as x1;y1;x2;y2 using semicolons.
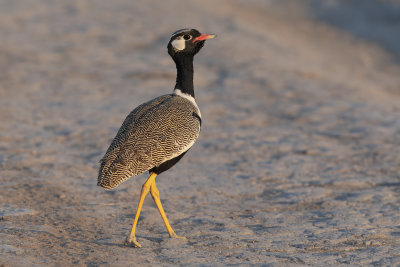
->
97;28;216;248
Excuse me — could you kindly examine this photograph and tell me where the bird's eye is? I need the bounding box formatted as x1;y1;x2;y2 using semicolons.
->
183;34;192;40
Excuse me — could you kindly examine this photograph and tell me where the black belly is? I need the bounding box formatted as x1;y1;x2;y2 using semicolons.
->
150;151;188;175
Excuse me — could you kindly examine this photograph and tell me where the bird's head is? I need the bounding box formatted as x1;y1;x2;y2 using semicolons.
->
168;28;216;60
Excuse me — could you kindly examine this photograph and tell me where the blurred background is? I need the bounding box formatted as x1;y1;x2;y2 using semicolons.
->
1;0;399;265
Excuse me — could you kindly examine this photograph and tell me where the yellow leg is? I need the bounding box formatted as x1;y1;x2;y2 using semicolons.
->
125;172;157;248
150;181;185;239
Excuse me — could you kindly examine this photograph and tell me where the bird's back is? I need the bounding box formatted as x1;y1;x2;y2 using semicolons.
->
98;94;201;189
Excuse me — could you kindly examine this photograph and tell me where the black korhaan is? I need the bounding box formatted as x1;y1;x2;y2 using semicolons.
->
97;28;216;248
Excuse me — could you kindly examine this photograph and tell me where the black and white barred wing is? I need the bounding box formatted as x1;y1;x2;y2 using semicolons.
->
98;95;201;189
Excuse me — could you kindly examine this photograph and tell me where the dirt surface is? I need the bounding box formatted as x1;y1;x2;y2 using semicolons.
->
1;0;400;266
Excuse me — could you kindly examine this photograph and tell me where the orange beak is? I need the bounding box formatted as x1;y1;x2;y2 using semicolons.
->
193;34;217;43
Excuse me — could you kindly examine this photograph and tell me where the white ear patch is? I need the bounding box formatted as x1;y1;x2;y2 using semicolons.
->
171;37;185;51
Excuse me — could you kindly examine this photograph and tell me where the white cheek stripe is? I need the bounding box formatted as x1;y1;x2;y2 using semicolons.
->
171;38;185;51
173;89;201;118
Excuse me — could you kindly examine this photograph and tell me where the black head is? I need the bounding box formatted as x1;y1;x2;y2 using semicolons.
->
168;28;216;60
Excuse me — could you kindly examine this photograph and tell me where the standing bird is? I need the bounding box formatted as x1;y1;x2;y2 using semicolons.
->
97;28;216;248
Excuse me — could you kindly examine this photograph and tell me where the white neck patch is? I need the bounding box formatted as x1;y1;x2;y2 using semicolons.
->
173;88;201;118
171;37;185;51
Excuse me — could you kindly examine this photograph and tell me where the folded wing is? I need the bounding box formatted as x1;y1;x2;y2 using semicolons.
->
98;94;201;189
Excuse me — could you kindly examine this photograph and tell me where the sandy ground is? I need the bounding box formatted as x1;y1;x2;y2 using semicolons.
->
1;0;400;266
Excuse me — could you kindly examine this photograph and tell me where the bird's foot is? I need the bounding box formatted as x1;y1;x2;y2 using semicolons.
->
170;233;186;239
124;237;142;248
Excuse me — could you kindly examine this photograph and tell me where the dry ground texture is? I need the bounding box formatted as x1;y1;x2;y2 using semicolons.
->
1;0;400;266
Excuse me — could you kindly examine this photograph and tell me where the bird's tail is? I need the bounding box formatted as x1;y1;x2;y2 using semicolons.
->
97;159;117;190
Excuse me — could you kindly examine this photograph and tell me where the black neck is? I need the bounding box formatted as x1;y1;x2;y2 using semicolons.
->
174;55;195;98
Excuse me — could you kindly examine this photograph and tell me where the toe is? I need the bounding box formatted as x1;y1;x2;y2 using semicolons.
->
124;237;142;248
170;233;186;239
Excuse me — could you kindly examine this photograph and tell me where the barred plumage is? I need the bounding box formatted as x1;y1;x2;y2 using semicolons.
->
97;28;215;248
98;94;201;189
